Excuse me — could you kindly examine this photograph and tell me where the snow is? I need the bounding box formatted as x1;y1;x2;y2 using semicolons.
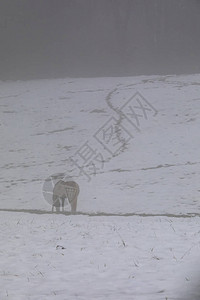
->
0;212;200;300
0;74;200;299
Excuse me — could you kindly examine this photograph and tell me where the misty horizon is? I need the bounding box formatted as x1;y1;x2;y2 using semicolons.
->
0;0;200;80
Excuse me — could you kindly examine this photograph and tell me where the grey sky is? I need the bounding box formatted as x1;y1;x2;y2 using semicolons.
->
0;0;200;80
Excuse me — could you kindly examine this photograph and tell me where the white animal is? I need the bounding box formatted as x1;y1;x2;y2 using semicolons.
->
52;180;79;213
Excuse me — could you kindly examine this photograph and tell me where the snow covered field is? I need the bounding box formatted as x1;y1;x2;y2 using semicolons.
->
0;212;200;300
0;74;200;299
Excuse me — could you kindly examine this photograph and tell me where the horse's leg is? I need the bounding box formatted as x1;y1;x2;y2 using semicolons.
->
71;196;77;213
61;197;65;212
52;194;57;212
53;195;61;212
56;198;61;212
71;185;79;213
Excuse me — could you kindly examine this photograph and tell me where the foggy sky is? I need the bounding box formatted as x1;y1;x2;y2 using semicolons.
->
0;0;200;80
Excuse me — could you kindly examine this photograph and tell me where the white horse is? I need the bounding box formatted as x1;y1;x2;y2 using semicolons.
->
52;180;79;213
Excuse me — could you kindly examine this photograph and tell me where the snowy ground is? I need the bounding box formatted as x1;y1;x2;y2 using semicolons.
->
0;74;200;299
0;212;200;300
